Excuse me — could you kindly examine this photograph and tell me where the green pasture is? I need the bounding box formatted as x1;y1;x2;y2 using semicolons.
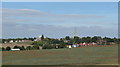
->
2;45;118;65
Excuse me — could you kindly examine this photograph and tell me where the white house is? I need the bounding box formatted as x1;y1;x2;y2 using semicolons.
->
15;40;18;42
9;40;14;43
66;45;72;48
11;48;20;51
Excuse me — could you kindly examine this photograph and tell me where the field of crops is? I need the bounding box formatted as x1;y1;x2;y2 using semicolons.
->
2;45;118;65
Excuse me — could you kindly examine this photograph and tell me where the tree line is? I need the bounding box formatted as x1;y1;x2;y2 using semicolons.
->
1;35;120;50
2;45;40;51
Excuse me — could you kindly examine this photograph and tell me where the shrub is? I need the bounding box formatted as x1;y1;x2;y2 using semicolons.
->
33;45;40;50
26;46;32;50
2;47;5;51
21;46;26;50
6;46;11;51
13;46;20;49
43;44;53;49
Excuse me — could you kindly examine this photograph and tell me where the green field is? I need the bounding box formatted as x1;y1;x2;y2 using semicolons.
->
2;45;118;65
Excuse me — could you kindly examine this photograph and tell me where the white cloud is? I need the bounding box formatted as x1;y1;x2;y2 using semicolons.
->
2;8;105;20
2;8;109;26
2;8;118;38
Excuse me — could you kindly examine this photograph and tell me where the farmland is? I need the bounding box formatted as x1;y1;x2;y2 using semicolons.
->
2;45;118;65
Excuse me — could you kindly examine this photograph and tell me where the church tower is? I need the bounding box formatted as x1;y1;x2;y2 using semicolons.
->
74;27;78;37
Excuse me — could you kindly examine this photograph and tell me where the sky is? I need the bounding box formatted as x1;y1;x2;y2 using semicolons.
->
1;2;118;38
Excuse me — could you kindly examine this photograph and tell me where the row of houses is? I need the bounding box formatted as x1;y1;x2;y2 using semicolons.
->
3;40;32;43
66;42;96;48
3;36;42;43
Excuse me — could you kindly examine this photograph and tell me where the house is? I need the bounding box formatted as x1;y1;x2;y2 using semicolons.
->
11;48;20;51
88;43;93;46
18;40;22;42
34;38;41;41
9;40;14;43
21;40;32;42
15;40;18;42
52;44;60;49
92;42;96;45
110;42;116;45
4;41;7;43
97;40;106;45
83;42;87;46
34;36;42;41
72;44;77;48
79;43;83;46
66;44;72;48
64;40;69;43
39;46;43;50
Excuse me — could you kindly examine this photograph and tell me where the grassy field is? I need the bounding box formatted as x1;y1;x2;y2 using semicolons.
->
2;45;118;65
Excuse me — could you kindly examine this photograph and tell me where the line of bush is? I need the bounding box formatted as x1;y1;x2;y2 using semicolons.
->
2;45;40;51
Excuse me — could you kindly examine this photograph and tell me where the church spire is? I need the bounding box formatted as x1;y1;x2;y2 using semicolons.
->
74;27;77;37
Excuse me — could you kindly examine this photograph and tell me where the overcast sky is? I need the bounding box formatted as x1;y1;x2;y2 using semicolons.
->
2;2;118;38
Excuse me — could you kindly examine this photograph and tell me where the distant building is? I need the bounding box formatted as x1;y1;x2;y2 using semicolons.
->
18;40;22;42
15;40;18;42
72;44;77;48
34;35;42;41
66;44;72;48
79;43;83;46
22;40;32;42
9;40;14;43
11;48;20;51
64;40;69;43
4;41;7;43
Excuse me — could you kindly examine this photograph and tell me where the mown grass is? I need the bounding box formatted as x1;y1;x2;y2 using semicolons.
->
2;45;118;65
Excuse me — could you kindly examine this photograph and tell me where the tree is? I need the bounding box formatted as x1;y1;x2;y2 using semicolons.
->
91;36;102;43
59;42;66;48
6;46;11;51
26;46;32;50
33;45;40;50
20;46;26;50
65;36;70;40
13;46;20;49
2;47;5;51
43;44;53;49
32;41;44;46
74;36;80;44
41;35;44;40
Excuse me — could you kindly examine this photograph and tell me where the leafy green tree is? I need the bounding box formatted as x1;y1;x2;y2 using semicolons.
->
91;36;102;43
13;46;20;49
41;35;44;40
32;41;44;46
43;44;53;49
74;36;80;44
65;36;70;40
20;46;26;50
59;42;66;48
26;46;32;50
33;45;40;50
2;47;5;51
6;46;11;51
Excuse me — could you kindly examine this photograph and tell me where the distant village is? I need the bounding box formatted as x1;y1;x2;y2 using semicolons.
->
0;35;119;51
